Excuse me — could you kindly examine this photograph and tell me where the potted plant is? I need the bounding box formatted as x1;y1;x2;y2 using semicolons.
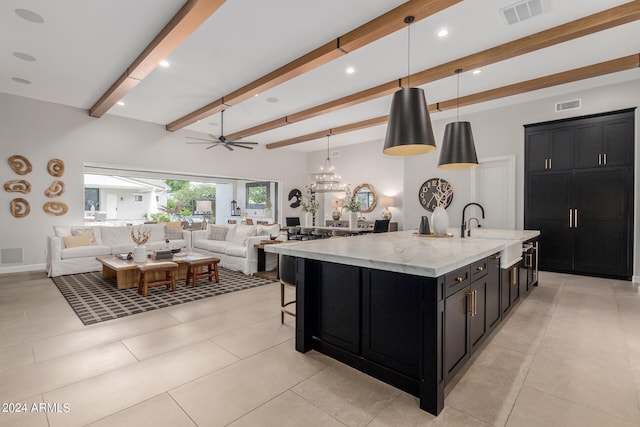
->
300;185;319;227
343;185;361;229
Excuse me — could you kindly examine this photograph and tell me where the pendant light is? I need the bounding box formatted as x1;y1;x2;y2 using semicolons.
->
310;135;343;193
383;16;436;156
438;69;478;169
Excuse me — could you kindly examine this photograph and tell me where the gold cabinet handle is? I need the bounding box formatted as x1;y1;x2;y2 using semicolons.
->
548;158;552;169
476;266;484;272
575;209;578;228
455;276;464;283
474;290;478;316
604;153;607;165
598;154;602;165
467;291;474;315
512;267;517;286
569;208;573;228
544;159;548;169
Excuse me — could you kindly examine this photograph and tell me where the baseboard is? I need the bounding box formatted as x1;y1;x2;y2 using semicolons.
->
633;275;640;284
0;263;46;276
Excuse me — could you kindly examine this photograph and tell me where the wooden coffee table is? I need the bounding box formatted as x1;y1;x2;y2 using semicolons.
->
96;253;216;289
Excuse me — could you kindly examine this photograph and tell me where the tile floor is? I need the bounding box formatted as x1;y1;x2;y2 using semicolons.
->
0;270;639;426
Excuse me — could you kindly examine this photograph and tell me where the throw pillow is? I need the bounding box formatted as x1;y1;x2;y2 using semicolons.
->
70;227;96;244
208;225;228;241
63;234;95;248
165;226;183;240
164;221;182;228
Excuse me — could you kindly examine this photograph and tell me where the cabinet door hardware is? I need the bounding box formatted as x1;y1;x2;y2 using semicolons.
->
598;154;602;165
455;276;464;283
525;253;533;268
569;209;573;228
467;291;474;315
603;153;607;165
548;158;552;169
511;267;517;286
544;159;548;169
476;266;484;272
574;209;578;228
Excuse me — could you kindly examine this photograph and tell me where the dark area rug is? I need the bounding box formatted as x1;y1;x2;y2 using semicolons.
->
51;269;276;325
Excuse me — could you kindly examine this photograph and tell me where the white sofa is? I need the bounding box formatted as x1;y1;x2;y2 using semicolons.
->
47;224;191;277
191;223;282;275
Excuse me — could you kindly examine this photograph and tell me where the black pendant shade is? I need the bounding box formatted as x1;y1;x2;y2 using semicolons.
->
383;87;436;156
438;121;478;169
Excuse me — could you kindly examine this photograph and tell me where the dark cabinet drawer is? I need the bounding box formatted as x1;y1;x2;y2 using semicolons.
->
445;266;470;297
470;257;488;282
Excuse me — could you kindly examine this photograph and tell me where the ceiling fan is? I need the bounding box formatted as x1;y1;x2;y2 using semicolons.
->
186;110;258;151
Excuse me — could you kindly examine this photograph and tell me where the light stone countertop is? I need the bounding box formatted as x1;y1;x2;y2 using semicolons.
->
265;229;540;278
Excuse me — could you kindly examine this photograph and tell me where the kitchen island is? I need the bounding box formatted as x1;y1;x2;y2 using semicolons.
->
265;229;539;415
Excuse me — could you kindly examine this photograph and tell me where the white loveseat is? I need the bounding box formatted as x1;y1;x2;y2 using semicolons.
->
191;223;282;275
46;224;191;277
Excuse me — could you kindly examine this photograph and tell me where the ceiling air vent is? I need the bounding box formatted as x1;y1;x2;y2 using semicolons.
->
500;0;546;25
555;99;581;112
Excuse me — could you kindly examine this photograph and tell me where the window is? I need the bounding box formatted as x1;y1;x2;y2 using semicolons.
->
134;194;143;203
246;182;269;209
85;188;99;210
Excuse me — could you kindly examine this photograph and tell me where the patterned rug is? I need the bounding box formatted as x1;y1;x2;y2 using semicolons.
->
51;268;276;325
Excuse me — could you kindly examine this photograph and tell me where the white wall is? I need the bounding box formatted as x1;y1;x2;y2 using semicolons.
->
0;93;308;273
305;140;405;228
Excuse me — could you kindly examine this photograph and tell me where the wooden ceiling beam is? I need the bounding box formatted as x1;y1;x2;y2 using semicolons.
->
236;2;640;141
266;54;639;148
90;0;225;118
166;0;460;132
266;116;390;149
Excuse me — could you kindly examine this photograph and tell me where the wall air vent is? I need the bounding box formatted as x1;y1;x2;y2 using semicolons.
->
1;248;23;264
330;150;340;158
500;0;546;25
555;99;581;112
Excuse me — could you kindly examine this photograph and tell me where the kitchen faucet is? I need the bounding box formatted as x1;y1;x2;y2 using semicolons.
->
467;217;481;236
461;203;485;238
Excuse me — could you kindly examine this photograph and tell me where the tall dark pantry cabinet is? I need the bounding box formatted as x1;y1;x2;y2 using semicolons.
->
524;108;634;280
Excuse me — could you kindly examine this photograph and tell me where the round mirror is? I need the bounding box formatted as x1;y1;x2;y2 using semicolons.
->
353;183;377;213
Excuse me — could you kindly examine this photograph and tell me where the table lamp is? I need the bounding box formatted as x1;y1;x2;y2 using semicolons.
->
379;197;395;220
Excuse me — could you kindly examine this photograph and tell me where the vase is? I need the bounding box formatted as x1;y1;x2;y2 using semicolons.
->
332;207;341;220
348;211;358;229
419;216;431;235
303;211;313;227
431;206;449;235
132;245;147;263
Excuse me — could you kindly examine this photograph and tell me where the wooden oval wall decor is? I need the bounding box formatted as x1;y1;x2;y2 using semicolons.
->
8;155;32;175
44;180;65;198
43;201;68;216
4;180;32;194
47;159;65;177
10;198;30;218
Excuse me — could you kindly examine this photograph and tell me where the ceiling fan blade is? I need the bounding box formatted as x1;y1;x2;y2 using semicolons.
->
205;143;221;149
186;141;216;145
187;136;217;142
231;144;254;150
224;144;233;151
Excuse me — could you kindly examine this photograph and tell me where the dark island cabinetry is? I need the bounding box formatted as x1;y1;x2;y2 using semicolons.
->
295;250;530;416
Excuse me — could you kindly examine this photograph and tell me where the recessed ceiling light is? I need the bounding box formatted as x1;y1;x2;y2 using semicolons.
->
11;77;31;84
116;101;125;106
266;97;279;103
13;52;36;62
346;66;355;74
15;9;44;24
159;60;170;67
254;93;260;97
473;69;482;75
437;28;449;38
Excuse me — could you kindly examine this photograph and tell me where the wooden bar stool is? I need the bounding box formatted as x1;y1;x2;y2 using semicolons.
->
279;254;296;323
186;257;220;287
137;262;178;297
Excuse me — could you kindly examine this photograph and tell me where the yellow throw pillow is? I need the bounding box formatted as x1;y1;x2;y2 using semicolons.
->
163;221;182;228
63;234;95;248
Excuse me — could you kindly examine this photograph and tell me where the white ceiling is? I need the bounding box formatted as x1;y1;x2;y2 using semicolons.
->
2;0;639;152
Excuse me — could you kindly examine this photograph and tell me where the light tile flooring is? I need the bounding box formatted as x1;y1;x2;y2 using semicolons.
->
0;270;639;426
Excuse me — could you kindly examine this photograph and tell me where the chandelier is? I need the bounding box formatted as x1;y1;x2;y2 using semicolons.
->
309;136;343;193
